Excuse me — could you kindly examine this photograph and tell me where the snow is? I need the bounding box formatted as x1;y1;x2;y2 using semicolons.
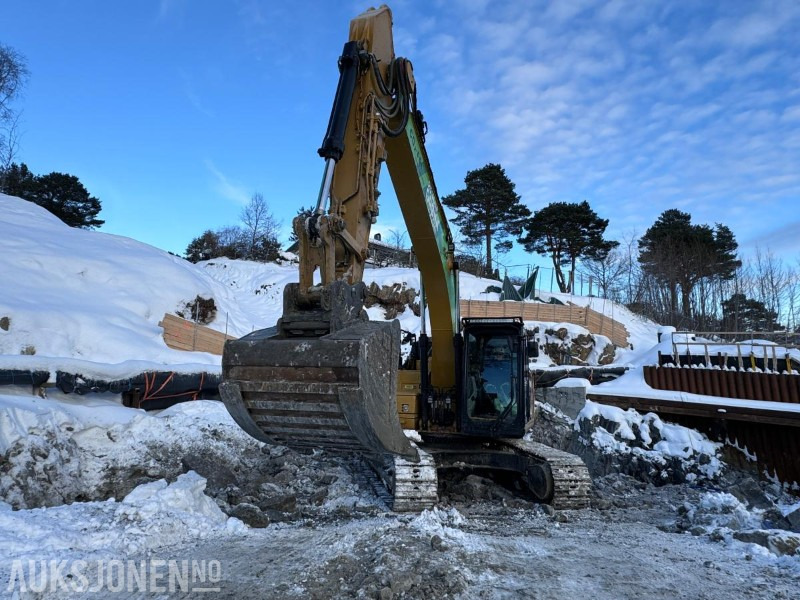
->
591;368;800;414
554;377;592;389
577;399;724;479
1;193;798;594
0;471;245;560
0;194;251;377
409;507;488;553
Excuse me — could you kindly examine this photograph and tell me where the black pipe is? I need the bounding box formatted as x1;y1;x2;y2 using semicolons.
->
419;333;430;428
318;41;361;162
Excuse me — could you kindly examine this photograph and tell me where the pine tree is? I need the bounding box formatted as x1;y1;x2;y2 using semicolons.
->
33;172;104;229
442;163;530;277
0;162;35;196
185;230;221;263
289;205;315;243
722;293;781;332
638;209;740;319
519;200;618;294
0;164;103;229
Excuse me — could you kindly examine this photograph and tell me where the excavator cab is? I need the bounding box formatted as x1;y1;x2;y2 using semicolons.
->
460;317;531;438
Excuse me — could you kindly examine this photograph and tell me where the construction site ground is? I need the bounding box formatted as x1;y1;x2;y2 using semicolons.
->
1;397;798;599
142;474;799;599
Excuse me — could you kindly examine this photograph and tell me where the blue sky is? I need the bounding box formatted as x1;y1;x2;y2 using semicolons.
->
3;0;799;276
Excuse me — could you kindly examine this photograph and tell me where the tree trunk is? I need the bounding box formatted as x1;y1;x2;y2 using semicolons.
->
554;262;568;293
681;285;693;319
669;280;678;316
485;229;493;278
569;258;577;294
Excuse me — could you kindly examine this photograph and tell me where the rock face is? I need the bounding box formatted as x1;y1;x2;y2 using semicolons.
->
572;408;721;485
364;283;419;320
528;400;722;486
540;326;616;366
535;386;587;419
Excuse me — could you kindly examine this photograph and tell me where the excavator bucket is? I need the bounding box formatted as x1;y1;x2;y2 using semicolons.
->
220;283;418;461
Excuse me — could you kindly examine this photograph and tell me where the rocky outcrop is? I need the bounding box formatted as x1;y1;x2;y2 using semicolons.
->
540;326;616;366
364;283;419;319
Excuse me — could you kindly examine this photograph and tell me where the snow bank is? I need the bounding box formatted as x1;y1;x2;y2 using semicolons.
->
575;400;723;482
0;194;267;375
0;471;245;561
0;389;262;509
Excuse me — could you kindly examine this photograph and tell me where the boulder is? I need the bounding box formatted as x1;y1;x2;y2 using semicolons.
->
229;502;270;528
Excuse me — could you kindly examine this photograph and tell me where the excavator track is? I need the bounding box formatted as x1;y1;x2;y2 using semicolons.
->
501;439;593;510
385;442;439;512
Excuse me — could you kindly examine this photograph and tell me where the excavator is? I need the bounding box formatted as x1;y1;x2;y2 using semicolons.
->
220;5;591;511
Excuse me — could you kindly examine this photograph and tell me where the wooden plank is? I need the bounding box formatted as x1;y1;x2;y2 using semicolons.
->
159;312;237;355
160;313;236;339
460;300;629;347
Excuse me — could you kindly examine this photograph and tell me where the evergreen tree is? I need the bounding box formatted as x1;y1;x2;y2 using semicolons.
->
289;205;315;243
248;234;281;262
185;230;221;263
0;162;35;196
33;172;104;228
0;164;103;229
442;163;530;277
722;293;781;332
184;225;280;263
519;200;618;293
638;209;740;318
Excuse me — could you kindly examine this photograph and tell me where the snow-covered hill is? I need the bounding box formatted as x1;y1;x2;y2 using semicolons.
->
0;193;659;381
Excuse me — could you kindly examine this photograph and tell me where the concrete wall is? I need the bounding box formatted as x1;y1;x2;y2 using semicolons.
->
535;386;588;419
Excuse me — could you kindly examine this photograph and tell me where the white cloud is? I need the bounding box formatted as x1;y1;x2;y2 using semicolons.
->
204;160;251;206
345;1;800;258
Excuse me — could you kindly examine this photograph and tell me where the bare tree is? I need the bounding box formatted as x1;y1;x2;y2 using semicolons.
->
752;248;790;326
580;247;627;300
789;260;800;332
0;112;22;170
454;235;490;278
0;45;28;167
240;192;281;260
386;229;408;249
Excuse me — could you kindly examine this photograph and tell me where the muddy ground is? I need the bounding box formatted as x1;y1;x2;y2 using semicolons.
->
1;397;798;599
131;472;799;600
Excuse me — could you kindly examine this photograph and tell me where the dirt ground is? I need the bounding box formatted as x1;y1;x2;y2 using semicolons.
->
129;472;799;600
2;397;798;599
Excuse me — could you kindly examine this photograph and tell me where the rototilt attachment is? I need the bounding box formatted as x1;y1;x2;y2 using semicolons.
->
220;281;418;461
